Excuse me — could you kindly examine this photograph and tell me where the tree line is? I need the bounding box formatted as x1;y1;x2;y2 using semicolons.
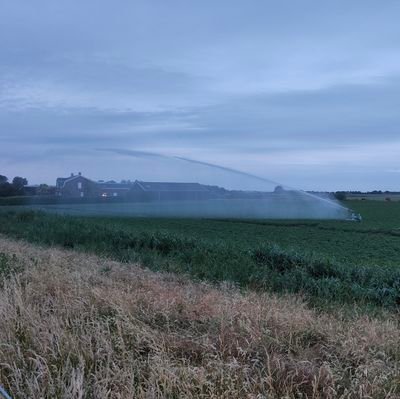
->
0;175;28;197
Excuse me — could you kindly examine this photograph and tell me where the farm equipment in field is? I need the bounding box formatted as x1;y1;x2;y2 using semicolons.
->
347;211;362;222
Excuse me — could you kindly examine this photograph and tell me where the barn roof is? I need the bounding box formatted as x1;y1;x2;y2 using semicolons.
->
98;182;132;190
135;181;210;192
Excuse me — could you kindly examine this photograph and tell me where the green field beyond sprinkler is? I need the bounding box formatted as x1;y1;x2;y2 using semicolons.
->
1;200;399;309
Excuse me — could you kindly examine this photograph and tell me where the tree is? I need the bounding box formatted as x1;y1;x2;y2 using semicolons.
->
12;176;28;190
0;175;14;197
11;176;28;195
334;191;347;201
0;182;15;197
274;185;285;193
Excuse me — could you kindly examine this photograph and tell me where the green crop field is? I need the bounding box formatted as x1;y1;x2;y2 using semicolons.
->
1;200;399;309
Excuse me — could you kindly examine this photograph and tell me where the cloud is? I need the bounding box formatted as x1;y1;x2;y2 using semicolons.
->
1;0;400;190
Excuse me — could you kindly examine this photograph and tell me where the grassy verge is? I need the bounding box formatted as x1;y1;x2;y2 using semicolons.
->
0;210;399;309
0;237;399;398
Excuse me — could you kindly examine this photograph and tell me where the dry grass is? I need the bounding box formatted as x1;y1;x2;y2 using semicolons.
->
0;236;399;398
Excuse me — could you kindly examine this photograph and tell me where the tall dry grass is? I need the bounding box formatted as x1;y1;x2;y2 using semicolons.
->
0;236;399;398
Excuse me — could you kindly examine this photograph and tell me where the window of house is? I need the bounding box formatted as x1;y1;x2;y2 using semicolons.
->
80;192;84;197
78;182;82;190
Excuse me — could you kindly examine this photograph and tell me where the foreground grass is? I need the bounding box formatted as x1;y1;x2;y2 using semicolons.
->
0;210;399;309
0;237;399;398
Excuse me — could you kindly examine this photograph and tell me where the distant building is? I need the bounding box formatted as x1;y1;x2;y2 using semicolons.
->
98;181;132;198
23;185;40;196
55;174;224;201
130;181;213;201
25;184;56;196
56;173;98;198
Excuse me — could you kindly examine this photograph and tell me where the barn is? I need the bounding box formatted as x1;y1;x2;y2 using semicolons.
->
98;181;132;198
130;181;213;201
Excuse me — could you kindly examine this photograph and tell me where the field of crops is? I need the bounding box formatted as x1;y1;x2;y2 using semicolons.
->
0;200;400;309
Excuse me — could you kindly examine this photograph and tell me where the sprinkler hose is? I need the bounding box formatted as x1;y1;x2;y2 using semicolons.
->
0;385;12;399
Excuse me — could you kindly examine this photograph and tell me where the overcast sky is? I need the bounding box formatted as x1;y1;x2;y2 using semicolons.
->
1;1;400;190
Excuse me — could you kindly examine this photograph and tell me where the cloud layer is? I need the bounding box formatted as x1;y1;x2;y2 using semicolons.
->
1;0;400;190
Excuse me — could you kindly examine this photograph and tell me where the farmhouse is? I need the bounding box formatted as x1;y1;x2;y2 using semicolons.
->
56;173;98;198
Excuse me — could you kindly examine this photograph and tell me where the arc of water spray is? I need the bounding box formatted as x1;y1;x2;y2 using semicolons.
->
99;148;348;212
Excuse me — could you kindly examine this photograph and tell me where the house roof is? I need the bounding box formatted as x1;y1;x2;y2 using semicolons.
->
135;181;210;192
56;175;93;188
56;177;68;188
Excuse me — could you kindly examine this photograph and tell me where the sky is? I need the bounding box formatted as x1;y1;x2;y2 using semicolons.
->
1;0;400;191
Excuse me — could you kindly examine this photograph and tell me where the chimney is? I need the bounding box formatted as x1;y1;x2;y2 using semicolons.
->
78;172;81;176
71;173;74;177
